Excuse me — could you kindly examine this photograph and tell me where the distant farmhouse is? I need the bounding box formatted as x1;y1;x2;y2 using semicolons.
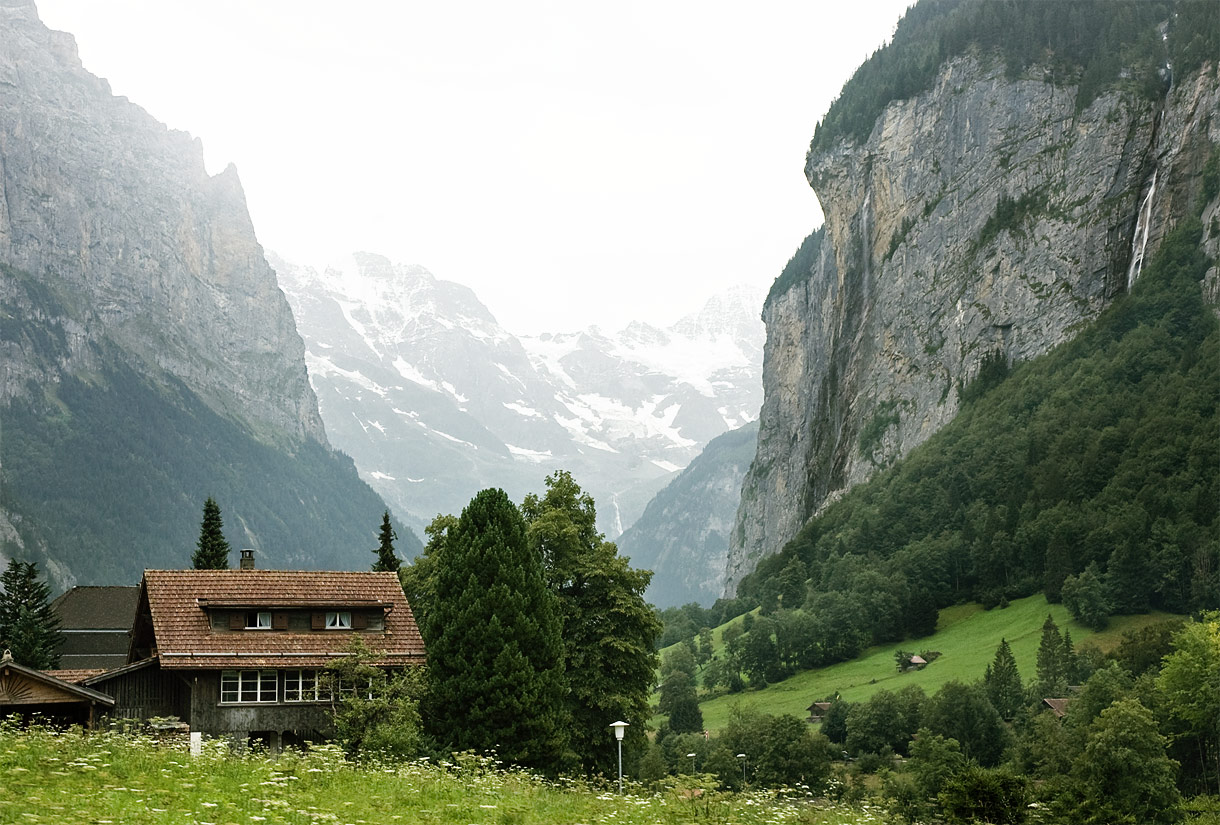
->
6;553;425;750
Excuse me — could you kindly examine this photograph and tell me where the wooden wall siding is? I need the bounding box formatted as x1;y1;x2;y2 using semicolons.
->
104;668;186;720
0;672;85;705
188;672;333;736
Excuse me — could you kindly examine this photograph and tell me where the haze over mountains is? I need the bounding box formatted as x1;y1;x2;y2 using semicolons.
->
274;252;764;540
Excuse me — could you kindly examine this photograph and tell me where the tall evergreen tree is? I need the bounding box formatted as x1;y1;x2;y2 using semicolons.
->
421;488;567;771
522;471;661;775
372;510;401;573
0;559;62;669
984;638;1024;721
1035;615;1071;696
192;497;231;569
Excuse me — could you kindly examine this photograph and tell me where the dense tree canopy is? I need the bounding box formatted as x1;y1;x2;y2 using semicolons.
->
419;488;567;771
522;471;661;774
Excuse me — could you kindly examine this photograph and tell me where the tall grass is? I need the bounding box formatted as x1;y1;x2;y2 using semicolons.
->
0;724;894;824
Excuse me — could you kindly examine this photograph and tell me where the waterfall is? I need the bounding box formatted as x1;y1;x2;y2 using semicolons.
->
1126;169;1157;290
860;190;872;286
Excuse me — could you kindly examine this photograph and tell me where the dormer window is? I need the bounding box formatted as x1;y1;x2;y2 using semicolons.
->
246;611;272;629
325;611;351;629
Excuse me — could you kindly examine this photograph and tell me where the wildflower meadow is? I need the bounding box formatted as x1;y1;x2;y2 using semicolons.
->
0;724;892;825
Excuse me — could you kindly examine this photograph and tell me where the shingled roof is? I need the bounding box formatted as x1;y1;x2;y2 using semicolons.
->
140;570;426;670
51;586;139;630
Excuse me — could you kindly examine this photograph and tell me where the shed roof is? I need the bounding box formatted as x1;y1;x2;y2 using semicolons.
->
0;651;115;707
140;570;426;669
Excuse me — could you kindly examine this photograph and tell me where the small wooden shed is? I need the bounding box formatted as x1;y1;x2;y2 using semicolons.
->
0;649;115;727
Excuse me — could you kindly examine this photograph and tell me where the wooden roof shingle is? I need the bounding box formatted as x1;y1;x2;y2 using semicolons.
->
141;570;426;670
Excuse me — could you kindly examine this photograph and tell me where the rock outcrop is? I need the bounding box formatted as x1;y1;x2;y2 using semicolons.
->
726;54;1219;593
0;0;323;443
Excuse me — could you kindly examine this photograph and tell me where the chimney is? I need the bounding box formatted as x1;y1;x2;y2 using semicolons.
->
239;548;255;570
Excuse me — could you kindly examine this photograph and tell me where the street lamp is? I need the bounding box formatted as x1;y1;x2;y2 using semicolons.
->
736;753;747;786
687;751;697;775
609;721;629;793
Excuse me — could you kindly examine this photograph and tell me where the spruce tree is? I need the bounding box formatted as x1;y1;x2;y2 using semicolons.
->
0;559;62;669
192;497;231;569
372;510;401;573
1035;615;1070;697
422;488;567;770
983;638;1024;720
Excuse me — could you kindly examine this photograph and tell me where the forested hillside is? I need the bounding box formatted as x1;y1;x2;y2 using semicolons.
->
811;0;1219;151
1;261;419;585
731;211;1217;660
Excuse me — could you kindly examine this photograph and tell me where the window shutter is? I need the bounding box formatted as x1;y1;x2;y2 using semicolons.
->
228;613;244;630
311;612;324;630
352;612;367;630
272;612;288;630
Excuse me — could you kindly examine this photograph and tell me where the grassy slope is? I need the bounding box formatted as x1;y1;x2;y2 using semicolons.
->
682;595;1179;732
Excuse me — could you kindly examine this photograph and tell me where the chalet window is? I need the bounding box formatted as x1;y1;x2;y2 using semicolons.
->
245;611;272;629
220;669;277;703
283;669;329;702
325;611;352;629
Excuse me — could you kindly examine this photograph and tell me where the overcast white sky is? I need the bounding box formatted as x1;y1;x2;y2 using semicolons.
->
36;1;911;335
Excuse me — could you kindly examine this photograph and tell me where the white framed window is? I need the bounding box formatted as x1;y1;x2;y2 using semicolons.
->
283;669;329;702
220;669;277;703
325;611;352;629
246;611;272;629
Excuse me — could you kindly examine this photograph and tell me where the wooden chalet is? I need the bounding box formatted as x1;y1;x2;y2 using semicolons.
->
85;566;425;749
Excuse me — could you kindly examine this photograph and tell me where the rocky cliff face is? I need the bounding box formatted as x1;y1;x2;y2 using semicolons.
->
726;55;1219;593
0;1;396;588
0;0;322;443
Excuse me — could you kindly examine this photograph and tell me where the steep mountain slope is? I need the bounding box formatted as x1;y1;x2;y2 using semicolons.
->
275;252;763;538
727;0;1220;592
0;1;415;588
616;421;758;608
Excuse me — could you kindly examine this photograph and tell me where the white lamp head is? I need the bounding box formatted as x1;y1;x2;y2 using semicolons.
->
610;720;629;741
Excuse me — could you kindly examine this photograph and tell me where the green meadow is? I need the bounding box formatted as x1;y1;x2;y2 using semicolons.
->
0;726;895;825
673;595;1179;732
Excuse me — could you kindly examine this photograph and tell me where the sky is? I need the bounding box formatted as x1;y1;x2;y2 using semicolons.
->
36;0;912;335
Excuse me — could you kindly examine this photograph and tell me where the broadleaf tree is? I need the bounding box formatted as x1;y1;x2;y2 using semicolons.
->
192;497;231;569
522;470;662;775
0;559;62;669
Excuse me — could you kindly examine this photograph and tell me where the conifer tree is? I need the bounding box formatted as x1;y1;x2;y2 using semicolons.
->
372;510;401;573
983;638;1023;720
1035;615;1071;697
0;559;62;669
192;497;231;569
422;488;567;771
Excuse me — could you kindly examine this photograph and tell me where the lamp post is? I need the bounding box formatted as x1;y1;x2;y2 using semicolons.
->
687;751;697;775
736;753;747;786
610;721;629;793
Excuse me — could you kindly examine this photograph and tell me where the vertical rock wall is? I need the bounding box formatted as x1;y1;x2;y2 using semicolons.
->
0;0;324;443
726;56;1219;593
